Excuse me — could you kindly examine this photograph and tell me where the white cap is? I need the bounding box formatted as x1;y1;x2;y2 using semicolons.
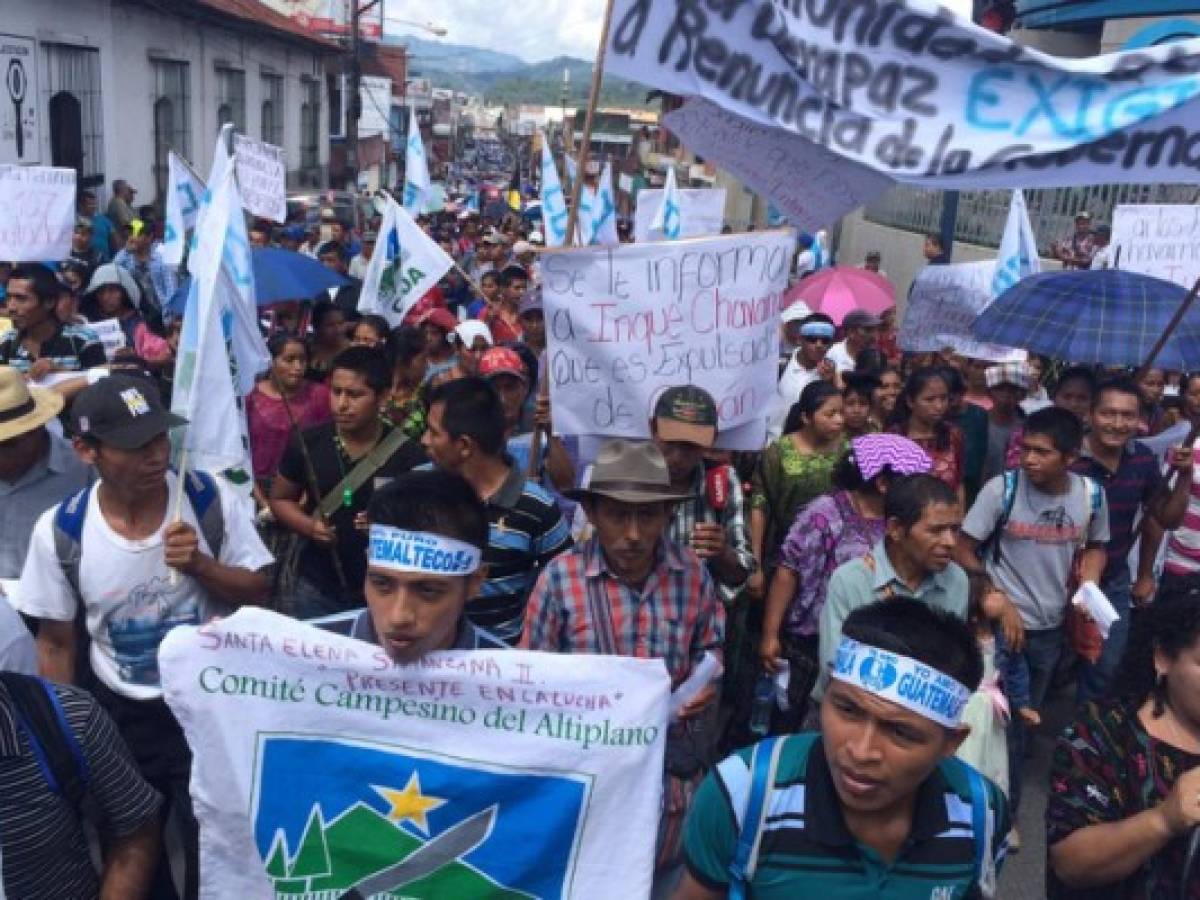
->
781;300;813;324
454;320;493;348
528;230;545;244
513;241;535;255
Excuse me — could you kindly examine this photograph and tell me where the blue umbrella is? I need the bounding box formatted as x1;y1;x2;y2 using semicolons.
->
166;247;351;314
972;269;1200;369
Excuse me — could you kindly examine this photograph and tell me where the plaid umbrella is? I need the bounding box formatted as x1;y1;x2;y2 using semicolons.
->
972;269;1200;369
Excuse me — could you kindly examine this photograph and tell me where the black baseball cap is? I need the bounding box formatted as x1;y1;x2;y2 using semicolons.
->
72;374;186;449
653;385;718;447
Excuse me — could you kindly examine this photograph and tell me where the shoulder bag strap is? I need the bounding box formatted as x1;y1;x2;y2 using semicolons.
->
584;568;620;656
316;428;410;520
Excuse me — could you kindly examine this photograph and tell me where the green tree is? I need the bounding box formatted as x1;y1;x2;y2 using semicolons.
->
264;830;290;879
289;807;331;879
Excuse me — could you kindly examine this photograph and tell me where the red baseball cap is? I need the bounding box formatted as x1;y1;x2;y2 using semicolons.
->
478;347;528;382
418;307;458;333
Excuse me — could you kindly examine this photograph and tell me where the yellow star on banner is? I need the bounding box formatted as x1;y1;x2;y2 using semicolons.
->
373;773;447;836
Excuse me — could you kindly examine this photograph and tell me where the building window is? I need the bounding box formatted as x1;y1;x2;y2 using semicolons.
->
300;77;320;173
152;59;190;203
43;44;104;191
216;66;246;132
261;73;283;146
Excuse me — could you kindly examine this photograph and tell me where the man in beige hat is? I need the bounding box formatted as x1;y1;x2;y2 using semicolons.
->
521;439;724;891
0;367;89;580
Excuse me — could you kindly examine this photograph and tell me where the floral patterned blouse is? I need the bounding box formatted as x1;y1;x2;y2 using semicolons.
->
777;491;885;638
751;436;847;567
1047;701;1200;899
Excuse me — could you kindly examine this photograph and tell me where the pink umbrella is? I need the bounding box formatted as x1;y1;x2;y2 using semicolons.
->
789;266;895;325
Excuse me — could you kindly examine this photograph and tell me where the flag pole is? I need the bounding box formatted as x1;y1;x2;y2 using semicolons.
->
529;0;616;481
167;447;189;586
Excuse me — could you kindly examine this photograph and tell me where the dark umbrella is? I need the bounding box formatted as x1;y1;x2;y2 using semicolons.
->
166;247;351;314
972;269;1200;370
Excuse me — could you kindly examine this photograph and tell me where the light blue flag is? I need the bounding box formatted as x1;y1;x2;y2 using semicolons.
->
651;167;682;240
564;154;578;183
591;162;619;246
992;189;1041;297
539;130;569;247
162;151;204;266
404;131;432;216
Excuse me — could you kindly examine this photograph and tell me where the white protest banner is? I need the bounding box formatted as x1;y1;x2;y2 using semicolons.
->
1111;204;1200;288
542;231;793;450
233;134;287;223
359;195;454;326
160;608;669;899
663;101;894;233
633;187;727;243
89;318;126;360
899;261;1026;362
0;165;75;261
607;0;1200;191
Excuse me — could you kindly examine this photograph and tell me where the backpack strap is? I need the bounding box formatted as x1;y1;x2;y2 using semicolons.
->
52;484;95;599
943;755;995;897
182;470;224;560
980;470;1020;565
728;735;785;899
0;673;89;810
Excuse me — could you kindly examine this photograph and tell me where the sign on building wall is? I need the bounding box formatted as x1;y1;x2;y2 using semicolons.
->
359;76;392;139
257;1;383;39
0;35;40;164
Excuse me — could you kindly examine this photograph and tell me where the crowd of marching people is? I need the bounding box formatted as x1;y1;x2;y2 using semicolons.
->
3;187;1200;900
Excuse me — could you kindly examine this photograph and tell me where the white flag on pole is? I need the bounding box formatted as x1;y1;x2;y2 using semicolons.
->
564;153;578;183
404;130;432;216
540;131;569;247
359;194;454;327
575;186;596;246
992;190;1041;297
591;162;619;246
162;152;205;266
651;167;682;240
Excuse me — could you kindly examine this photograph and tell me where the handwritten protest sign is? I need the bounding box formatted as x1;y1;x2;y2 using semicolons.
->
634;187;727;242
233;135;286;223
161;608;669;899
1111;204;1200;289
541;232;792;450
0;165;75;261
608;0;1200;190
899;261;1026;362
664;101;895;232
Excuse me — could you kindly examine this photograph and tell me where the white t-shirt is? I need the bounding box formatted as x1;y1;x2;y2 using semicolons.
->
826;340;856;373
16;472;273;699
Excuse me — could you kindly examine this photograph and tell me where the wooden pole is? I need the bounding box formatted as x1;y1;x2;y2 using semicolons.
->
1134;275;1200;387
528;0;616;480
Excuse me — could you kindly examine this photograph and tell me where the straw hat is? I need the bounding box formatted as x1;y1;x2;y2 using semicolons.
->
0;367;64;442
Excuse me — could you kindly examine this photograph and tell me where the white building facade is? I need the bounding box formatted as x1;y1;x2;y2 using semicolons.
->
1;0;335;207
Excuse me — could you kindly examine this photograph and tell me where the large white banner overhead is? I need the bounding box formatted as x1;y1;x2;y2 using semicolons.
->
541;231;794;450
607;0;1200;220
160;609;669;899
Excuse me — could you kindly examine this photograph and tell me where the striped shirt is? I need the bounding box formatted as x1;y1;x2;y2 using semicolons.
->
520;536;725;685
0;681;161;899
0;323;106;373
472;463;572;645
684;733;1010;898
1166;449;1200;576
1072;439;1163;583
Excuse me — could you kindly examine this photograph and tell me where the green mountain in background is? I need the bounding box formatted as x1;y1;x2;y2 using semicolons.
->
385;37;651;108
265;801;533;899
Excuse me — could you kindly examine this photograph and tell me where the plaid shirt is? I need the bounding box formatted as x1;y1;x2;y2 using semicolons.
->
667;464;755;602
520;535;725;685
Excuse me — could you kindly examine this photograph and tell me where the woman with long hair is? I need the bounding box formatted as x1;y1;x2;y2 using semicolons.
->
385;325;430;440
1047;586;1200;898
889;366;966;505
306;300;349;382
747;380;846;599
246;332;331;496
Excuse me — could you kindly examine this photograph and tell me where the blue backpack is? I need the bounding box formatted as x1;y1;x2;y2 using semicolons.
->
52;470;224;596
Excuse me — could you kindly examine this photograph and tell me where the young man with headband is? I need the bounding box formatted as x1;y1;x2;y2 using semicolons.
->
330;469;506;661
675;599;1010;898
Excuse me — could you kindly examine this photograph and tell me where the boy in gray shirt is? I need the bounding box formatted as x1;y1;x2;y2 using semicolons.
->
955;406;1108;814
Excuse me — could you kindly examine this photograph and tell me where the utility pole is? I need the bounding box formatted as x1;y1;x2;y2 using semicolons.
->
346;0;382;192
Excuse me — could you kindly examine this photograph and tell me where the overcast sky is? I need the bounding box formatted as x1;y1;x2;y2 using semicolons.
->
384;1;609;63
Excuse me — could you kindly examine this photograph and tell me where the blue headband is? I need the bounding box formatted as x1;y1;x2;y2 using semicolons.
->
799;322;836;339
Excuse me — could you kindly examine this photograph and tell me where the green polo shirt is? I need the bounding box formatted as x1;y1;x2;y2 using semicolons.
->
684;734;1010;899
815;541;969;699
